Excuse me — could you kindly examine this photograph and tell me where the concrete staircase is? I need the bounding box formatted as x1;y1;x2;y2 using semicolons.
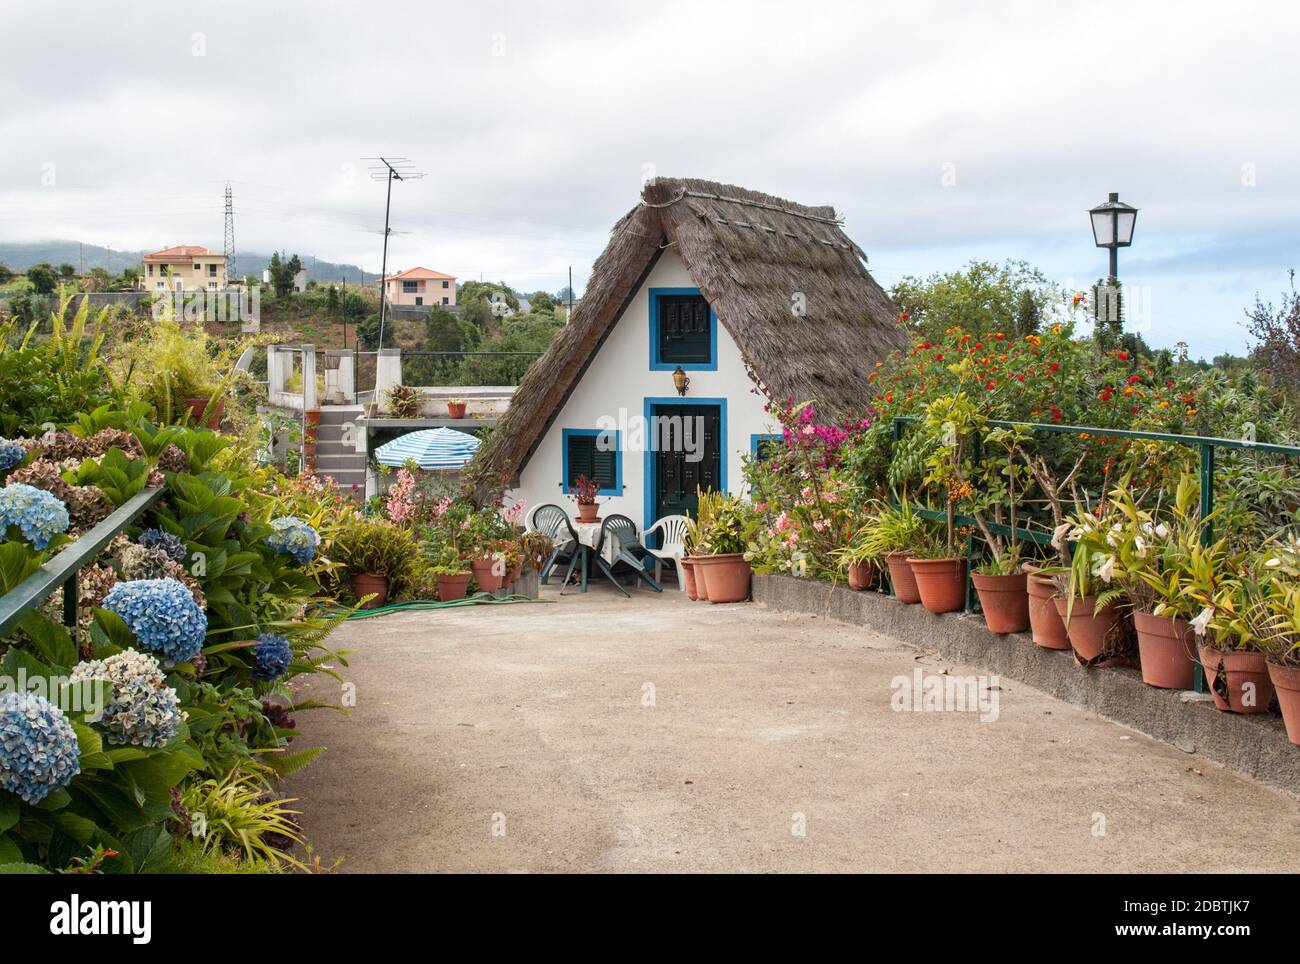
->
312;405;367;494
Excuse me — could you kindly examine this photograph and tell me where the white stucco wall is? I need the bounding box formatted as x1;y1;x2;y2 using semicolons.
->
509;249;778;532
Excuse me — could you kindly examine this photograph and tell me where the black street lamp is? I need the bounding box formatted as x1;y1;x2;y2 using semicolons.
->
1089;192;1139;280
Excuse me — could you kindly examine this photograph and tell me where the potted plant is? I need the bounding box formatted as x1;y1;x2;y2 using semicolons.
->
427;543;472;601
680;509;703;600
447;398;467;419
331;518;420;609
1023;561;1070;649
1257;541;1300;741
386;384;420;419
907;394;977;615
1204;551;1281;714
1111;475;1209;689
860;496;931;604
835;538;879;590
117;316;240;428
570;473;601;524
693;492;754;604
1050;506;1126;666
964;424;1034;633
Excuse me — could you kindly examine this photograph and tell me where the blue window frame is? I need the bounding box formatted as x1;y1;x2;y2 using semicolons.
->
648;287;717;371
749;433;783;461
562;428;622;496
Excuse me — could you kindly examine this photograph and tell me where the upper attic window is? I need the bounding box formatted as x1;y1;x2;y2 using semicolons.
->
649;288;716;370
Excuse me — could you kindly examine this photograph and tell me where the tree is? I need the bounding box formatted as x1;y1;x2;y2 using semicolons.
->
340;290;368;323
26;263;57;294
891;260;1062;341
1247;269;1300;397
268;251;303;298
0;263;13;283
529;291;555;313
57;262;76;280
458;280;518;312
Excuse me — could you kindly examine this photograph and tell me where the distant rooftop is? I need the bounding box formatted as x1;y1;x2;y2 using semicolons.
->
382;266;456;281
143;245;221;262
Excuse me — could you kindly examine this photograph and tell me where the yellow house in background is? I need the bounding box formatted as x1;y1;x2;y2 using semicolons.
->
141;245;227;292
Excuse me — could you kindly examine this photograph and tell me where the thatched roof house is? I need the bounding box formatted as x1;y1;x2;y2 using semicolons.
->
469;177;905;515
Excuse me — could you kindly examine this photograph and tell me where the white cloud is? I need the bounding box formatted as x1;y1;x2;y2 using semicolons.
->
0;0;1296;356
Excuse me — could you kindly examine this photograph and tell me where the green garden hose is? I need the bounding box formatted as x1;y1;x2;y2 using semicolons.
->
338;593;552;620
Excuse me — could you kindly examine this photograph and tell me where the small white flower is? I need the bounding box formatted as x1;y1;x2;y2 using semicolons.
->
1051;522;1072;549
1092;553;1116;584
1134;535;1148;558
1154;523;1170;540
1264;557;1282;569
1190;607;1214;638
1106;523;1122;548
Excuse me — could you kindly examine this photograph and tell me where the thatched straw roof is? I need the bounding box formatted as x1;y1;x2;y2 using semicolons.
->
468;177;906;499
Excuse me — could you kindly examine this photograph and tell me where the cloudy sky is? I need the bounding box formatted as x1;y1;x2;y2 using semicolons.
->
2;0;1296;357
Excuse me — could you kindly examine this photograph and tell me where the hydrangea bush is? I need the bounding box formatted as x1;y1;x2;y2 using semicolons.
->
138;527;187;563
70;649;186;748
252;632;293;682
0;482;70;549
0;438;24;472
103;578;208;664
266;516;319;564
0;691;81;804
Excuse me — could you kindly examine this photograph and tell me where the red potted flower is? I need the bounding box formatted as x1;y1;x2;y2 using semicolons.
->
570;473;601;524
447;398;467;419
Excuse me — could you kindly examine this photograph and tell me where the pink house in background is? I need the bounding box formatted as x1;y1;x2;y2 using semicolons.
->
382;267;457;307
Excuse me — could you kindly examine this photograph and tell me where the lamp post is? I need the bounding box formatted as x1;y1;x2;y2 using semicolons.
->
1088;192;1139;281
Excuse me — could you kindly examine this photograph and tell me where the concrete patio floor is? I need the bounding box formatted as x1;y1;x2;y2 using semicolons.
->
282;584;1300;873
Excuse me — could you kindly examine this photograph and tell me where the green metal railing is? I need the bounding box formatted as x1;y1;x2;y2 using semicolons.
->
891;417;1300;612
0;487;164;645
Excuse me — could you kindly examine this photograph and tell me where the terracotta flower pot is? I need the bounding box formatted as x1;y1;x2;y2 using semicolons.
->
184;396;225;430
470;558;505;592
884;551;921;604
681;558;699;600
847;560;876;591
908;557;967;614
350;572;388;609
690;556;711;601
1199;644;1274;714
971;571;1029;634
1054;596;1122;663
447;400;467;419
1266;662;1300;744
700;553;751;603
436;573;471;602
1025;572;1070;650
1132;611;1198;689
575;503;600;524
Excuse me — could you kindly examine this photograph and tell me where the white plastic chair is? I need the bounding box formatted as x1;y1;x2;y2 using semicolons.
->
643;515;690;591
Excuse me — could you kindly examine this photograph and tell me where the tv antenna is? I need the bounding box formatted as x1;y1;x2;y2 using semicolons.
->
363;157;425;350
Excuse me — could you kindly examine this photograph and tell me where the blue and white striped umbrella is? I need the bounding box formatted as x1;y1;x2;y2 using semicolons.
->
374;427;481;470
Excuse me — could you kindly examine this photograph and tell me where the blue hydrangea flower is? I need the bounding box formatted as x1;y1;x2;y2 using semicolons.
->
103;578;207;665
266;516;319;564
0;483;70;550
0;438;24;473
70;649;185;748
0;691;81;804
137;527;187;563
252;632;293;681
